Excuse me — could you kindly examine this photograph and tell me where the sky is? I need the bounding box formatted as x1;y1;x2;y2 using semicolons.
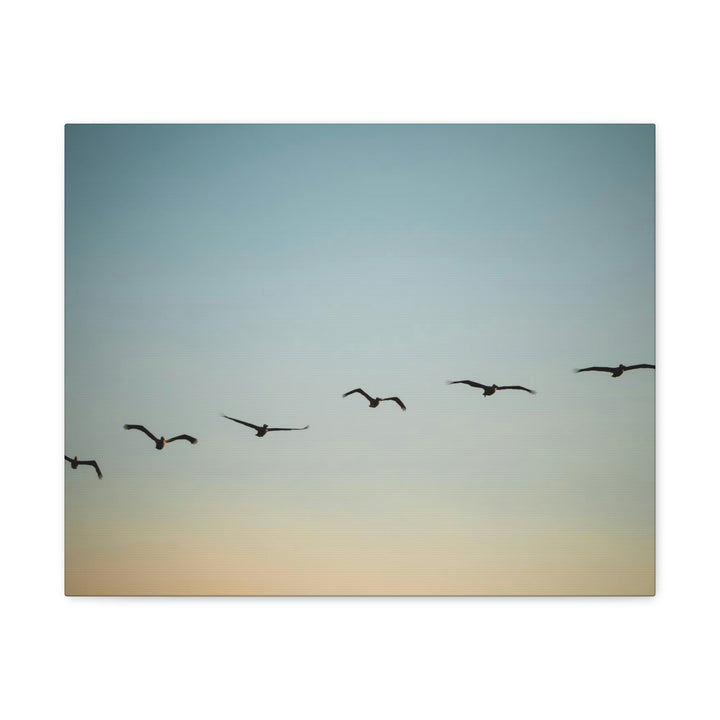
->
65;124;655;595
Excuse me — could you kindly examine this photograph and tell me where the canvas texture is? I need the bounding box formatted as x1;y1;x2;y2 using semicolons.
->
65;124;655;596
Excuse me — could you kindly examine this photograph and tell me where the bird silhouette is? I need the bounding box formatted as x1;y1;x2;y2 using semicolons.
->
123;424;197;449
222;415;309;437
65;455;103;479
342;388;406;411
446;380;536;396
574;363;655;378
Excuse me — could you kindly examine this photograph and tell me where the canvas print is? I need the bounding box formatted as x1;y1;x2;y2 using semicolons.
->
65;124;655;596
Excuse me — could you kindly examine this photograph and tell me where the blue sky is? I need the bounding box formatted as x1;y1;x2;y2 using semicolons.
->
65;124;654;594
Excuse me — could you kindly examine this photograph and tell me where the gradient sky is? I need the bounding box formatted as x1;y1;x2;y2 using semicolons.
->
65;124;654;595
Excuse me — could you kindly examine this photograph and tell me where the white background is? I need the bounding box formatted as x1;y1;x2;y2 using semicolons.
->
1;1;717;717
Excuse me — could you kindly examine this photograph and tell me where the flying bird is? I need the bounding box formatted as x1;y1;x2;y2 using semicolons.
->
574;363;655;378
123;424;197;449
446;380;536;396
222;415;309;437
65;455;103;479
342;388;406;411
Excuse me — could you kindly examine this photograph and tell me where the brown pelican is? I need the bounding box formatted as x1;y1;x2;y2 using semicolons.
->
123;424;197;449
574;363;655;378
342;388;406;411
446;380;536;396
65;455;103;479
222;415;309;437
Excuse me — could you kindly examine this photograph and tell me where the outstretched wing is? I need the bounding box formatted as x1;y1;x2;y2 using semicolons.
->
381;397;406;411
574;366;616;374
123;424;159;442
497;385;536;394
342;388;373;402
625;364;655;371
64;455;73;463
222;415;262;431
446;380;490;390
77;459;103;479
166;434;198;445
268;425;310;432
